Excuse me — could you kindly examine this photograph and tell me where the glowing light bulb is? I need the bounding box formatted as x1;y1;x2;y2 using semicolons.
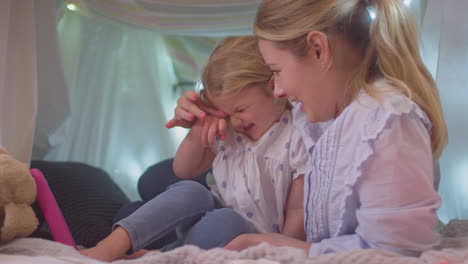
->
403;0;411;7
67;4;77;11
367;6;376;20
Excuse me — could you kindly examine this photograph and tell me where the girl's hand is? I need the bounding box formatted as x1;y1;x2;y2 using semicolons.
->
165;90;226;129
199;115;227;147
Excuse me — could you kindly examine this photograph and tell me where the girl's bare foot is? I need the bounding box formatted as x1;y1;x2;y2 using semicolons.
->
79;245;123;263
79;227;132;262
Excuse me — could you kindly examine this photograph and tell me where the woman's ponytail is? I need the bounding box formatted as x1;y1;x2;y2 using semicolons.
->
358;0;447;159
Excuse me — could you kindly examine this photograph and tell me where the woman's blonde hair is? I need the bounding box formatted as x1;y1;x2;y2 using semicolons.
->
201;35;272;98
254;0;447;159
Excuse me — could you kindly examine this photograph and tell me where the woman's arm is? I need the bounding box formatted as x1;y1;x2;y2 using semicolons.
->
308;112;441;257
282;174;306;240
224;177;307;252
224;233;310;253
226;113;440;257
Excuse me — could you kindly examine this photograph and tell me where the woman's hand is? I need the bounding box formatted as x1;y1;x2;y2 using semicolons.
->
224;233;311;254
165;90;226;129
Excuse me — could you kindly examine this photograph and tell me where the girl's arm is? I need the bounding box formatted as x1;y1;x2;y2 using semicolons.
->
173;115;226;179
167;90;227;179
165;90;226;129
173;118;217;179
282;174;306;240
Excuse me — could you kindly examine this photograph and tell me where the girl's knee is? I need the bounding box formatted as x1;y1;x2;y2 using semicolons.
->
209;208;256;234
184;208;255;249
167;181;214;207
169;180;207;194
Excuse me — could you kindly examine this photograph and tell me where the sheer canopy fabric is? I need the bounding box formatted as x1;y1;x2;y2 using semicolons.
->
421;0;468;222
68;0;260;36
0;0;37;164
48;11;183;200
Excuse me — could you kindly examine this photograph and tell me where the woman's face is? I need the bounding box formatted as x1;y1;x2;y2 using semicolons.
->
258;39;341;123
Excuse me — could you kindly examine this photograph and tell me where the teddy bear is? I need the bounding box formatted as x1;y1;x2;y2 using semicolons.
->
0;146;38;243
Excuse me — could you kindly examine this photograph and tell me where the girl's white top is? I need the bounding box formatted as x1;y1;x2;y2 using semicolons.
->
208;110;308;233
294;79;441;257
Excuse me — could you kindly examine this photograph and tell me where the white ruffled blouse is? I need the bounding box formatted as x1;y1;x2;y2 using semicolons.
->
208;110;308;233
295;80;442;257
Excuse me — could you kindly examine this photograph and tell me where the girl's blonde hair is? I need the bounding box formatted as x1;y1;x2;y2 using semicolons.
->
201;36;272;98
254;0;447;159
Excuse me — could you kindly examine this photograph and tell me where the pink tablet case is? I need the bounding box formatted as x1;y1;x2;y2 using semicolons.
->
30;168;76;248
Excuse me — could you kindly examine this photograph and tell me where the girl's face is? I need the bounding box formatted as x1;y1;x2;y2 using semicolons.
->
258;39;341;123
207;87;286;141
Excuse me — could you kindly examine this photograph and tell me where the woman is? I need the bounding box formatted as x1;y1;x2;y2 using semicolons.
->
225;0;447;257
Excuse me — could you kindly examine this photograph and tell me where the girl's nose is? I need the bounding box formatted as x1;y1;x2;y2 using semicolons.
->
229;115;241;128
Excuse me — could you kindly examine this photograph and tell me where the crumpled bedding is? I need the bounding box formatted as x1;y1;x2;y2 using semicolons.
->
0;237;467;264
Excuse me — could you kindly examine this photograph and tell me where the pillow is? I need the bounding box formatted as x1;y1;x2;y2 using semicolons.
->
30;160;129;248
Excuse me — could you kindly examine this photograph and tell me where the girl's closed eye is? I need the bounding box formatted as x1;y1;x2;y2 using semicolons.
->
235;106;248;113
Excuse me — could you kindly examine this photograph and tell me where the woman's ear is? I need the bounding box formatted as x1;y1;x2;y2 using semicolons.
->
306;31;330;67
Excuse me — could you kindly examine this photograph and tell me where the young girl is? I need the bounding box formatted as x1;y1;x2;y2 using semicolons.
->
80;36;307;262
223;0;448;258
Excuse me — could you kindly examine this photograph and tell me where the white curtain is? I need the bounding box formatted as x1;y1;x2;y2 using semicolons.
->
33;0;70;159
46;10;187;200
420;0;468;222
0;0;37;164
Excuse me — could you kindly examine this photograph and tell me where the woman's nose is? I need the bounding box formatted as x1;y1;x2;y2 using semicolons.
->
271;77;287;98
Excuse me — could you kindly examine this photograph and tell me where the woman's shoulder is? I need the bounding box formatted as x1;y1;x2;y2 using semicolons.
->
342;80;432;136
